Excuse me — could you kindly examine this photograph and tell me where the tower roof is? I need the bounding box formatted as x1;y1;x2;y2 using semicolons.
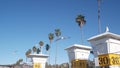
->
28;54;48;58
65;44;92;51
88;31;120;41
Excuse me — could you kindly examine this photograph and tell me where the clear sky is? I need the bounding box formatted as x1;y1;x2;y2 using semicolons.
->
0;0;120;65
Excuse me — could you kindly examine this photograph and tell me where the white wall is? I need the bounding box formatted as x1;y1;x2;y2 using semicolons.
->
75;49;90;60
107;38;120;54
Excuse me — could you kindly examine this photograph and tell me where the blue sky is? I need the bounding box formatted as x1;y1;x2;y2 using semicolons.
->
0;0;120;65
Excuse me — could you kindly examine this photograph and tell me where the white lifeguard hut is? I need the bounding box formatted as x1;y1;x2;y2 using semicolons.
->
88;27;120;68
65;44;92;68
28;54;48;68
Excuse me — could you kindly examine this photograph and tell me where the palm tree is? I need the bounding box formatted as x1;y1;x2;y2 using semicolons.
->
32;46;37;54
37;48;40;54
54;28;61;67
39;41;44;54
15;58;23;65
48;33;54;64
55;29;61;38
28;49;32;55
76;14;86;44
25;51;28;63
45;44;50;53
25;49;32;63
49;33;54;44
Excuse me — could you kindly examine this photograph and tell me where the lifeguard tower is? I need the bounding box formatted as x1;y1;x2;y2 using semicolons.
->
88;27;120;68
28;54;48;68
65;44;92;68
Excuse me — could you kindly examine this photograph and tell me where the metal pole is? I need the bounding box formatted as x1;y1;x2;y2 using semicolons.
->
98;0;101;33
54;36;70;68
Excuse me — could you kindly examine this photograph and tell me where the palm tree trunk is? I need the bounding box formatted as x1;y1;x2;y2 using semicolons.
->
26;57;27;63
55;37;58;68
48;43;51;65
40;47;42;54
80;27;84;44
